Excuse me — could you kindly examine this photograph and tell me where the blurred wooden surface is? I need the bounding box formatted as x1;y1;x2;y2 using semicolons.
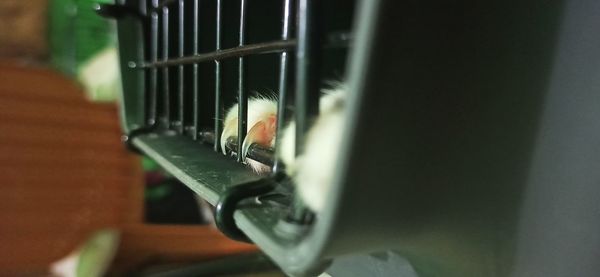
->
0;63;255;275
0;0;48;59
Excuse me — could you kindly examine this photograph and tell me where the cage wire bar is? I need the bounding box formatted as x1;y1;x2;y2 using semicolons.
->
154;0;176;11
192;0;199;140
143;40;296;68
161;5;170;126
148;0;159;125
214;0;223;151
237;0;248;162
295;0;322;153
273;0;295;174
288;0;323;223
177;0;184;133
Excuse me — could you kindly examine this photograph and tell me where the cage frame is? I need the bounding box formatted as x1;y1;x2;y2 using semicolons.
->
103;0;356;274
101;0;600;276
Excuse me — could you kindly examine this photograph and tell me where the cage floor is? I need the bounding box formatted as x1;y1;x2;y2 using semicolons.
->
134;133;302;253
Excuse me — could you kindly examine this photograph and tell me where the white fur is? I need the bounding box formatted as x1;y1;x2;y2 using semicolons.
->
223;96;278;134
279;84;347;211
222;84;348;211
222;96;278;173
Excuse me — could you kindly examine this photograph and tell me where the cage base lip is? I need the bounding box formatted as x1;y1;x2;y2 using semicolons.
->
131;134;265;204
234;207;333;276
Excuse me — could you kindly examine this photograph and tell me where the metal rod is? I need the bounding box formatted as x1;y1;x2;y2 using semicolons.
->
154;0;177;11
295;0;322;155
214;0;223;151
193;0;199;140
226;138;274;166
197;132;275;167
162;5;171;126
177;0;185;133
237;0;248;162
139;0;146;16
291;0;323;223
273;0;295;174
149;0;159;125
138;33;351;69
282;0;293;43
138;0;148;126
142;40;295;68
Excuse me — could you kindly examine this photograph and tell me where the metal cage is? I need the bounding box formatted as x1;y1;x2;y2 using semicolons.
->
101;0;600;276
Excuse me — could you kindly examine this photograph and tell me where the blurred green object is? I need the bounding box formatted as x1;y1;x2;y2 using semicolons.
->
77;229;121;277
50;229;121;277
49;0;120;102
142;156;160;172
145;184;172;200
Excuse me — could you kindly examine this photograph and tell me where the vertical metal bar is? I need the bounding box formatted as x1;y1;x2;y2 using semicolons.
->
193;0;200;140
177;0;185;134
139;0;146;17
162;5;170;126
149;0;159;125
139;0;148;126
295;0;322;155
273;0;294;174
291;0;322;222
237;0;248;162
214;0;223;151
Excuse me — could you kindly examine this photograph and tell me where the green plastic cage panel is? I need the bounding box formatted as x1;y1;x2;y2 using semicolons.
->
103;0;600;276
